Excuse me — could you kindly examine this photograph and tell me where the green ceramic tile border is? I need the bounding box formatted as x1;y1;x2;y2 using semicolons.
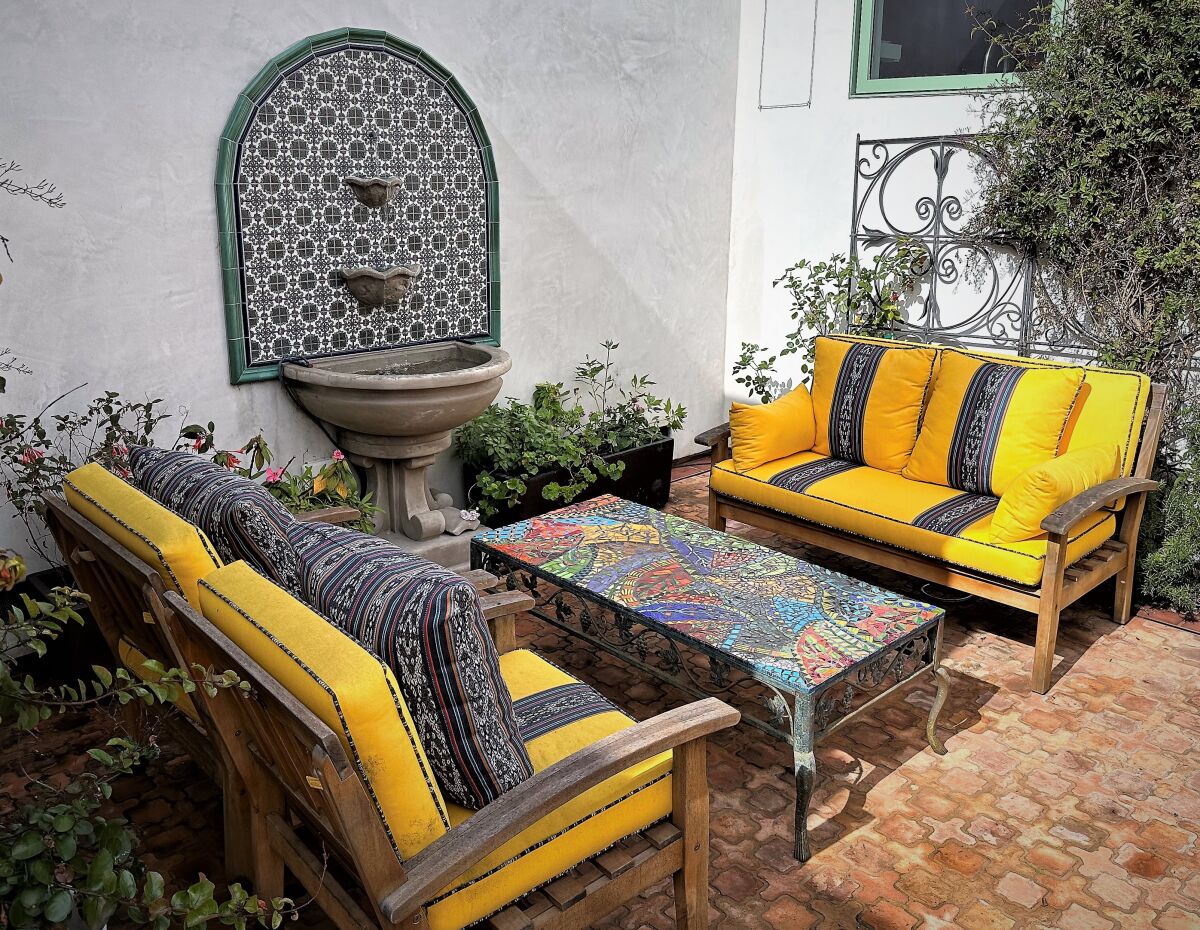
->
217;27;501;384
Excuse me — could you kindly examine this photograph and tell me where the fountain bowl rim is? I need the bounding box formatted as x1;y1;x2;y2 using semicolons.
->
280;341;511;391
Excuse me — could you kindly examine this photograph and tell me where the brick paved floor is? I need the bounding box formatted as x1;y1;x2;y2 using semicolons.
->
6;469;1200;929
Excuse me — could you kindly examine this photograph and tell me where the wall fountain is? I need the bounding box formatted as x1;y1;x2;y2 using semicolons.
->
216;28;505;560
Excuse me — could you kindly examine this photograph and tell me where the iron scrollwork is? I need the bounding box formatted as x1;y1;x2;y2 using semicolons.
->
810;628;937;740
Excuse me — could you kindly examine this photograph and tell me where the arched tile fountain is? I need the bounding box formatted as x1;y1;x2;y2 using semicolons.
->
216;29;506;550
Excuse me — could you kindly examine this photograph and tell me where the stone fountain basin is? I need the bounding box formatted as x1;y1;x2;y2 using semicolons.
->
280;341;511;458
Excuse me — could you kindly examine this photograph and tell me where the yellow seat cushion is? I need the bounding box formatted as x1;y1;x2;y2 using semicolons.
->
989;444;1122;543
117;638;200;722
64;462;222;607
729;384;816;472
904;349;1084;496
712;452;1115;586
427;649;672;930
810;335;937;473
197;562;450;861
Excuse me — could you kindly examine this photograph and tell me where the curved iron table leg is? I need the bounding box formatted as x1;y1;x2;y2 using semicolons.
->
926;664;952;755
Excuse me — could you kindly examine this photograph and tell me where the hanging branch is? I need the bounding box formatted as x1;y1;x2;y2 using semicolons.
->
1;158;66;266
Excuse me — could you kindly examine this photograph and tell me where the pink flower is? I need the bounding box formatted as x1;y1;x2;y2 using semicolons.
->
192;436;205;452
331;449;345;462
224;453;241;469
19;447;44;465
112;443;129;457
264;466;285;484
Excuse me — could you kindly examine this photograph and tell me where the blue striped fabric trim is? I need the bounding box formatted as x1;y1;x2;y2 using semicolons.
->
514;683;622;742
768;457;862;494
827;342;888;463
911;493;1000;537
283;520;534;810
946;363;1026;495
129;446;298;591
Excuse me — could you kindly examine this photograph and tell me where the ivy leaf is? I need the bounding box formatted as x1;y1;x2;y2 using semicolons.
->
44;889;73;923
12;831;45;860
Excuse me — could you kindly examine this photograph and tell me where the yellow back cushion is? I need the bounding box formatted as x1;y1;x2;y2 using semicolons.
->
989;444;1121;543
810;336;937;472
198;562;449;860
956;348;1152;476
729;384;816;472
64;462;221;607
904;350;1084;496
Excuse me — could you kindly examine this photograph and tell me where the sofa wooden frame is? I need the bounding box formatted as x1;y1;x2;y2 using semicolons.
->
696;382;1167;695
45;491;741;929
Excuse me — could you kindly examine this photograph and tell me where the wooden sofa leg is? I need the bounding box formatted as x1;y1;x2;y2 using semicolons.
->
1113;559;1136;626
707;491;726;533
249;804;286;900
671;737;710;930
1032;536;1067;695
221;765;255;882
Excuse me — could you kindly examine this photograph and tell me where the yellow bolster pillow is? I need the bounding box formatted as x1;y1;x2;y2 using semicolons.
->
989;444;1121;543
729;384;816;472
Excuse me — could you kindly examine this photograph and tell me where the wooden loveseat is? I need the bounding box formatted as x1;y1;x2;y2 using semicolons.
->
46;453;739;930
697;335;1166;694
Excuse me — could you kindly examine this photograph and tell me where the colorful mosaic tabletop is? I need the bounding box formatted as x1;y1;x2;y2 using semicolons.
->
472;495;943;694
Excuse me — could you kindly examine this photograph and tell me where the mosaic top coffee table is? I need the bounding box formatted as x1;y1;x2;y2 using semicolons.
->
471;495;951;861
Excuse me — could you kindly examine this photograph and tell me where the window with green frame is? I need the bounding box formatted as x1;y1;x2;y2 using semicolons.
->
852;0;1054;96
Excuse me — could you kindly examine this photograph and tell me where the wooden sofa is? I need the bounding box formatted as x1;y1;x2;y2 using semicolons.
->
46;469;740;930
698;337;1166;694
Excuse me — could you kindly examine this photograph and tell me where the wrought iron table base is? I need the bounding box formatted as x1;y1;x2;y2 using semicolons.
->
792;650;951;861
476;554;953;863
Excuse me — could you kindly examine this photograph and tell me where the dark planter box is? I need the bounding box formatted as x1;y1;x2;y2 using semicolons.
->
465;434;675;527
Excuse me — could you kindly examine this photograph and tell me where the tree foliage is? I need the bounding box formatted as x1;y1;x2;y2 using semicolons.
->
972;0;1200;610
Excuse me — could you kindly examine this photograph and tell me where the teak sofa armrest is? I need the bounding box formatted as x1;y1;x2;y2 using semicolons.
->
694;422;731;449
380;697;740;922
1040;477;1160;536
296;506;362;526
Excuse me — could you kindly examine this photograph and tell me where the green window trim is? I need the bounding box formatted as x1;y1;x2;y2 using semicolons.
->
216;27;502;385
850;0;1063;98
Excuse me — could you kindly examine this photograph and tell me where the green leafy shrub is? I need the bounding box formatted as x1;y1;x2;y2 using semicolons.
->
1138;405;1200;613
732;245;919;402
456;341;686;519
970;0;1200;611
0;550;294;929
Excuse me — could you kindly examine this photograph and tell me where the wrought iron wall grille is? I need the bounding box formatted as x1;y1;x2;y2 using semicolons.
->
849;133;1051;356
848;133;1200;373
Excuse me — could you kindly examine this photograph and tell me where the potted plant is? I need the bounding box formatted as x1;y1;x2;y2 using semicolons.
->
455;341;686;525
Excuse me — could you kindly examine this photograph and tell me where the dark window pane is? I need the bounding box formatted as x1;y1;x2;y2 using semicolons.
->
871;0;1047;80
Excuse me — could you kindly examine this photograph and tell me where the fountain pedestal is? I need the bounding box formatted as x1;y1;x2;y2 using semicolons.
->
345;440;478;540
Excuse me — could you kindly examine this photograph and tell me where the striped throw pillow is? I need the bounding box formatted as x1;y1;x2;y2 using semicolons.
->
129;446;300;594
810;336;937;472
282;520;534;809
904;351;1085;496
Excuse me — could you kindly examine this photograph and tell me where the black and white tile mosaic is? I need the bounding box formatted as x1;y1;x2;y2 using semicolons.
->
233;44;491;368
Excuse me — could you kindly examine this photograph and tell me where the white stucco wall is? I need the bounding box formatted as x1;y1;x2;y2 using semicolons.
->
723;0;985;401
0;0;739;560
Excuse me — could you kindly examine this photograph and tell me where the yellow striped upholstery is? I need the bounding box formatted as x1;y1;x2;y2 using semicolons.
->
903;349;1085;497
712;451;1115;586
64;463;221;607
198;562;451;861
429;649;673;930
810;335;937;472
